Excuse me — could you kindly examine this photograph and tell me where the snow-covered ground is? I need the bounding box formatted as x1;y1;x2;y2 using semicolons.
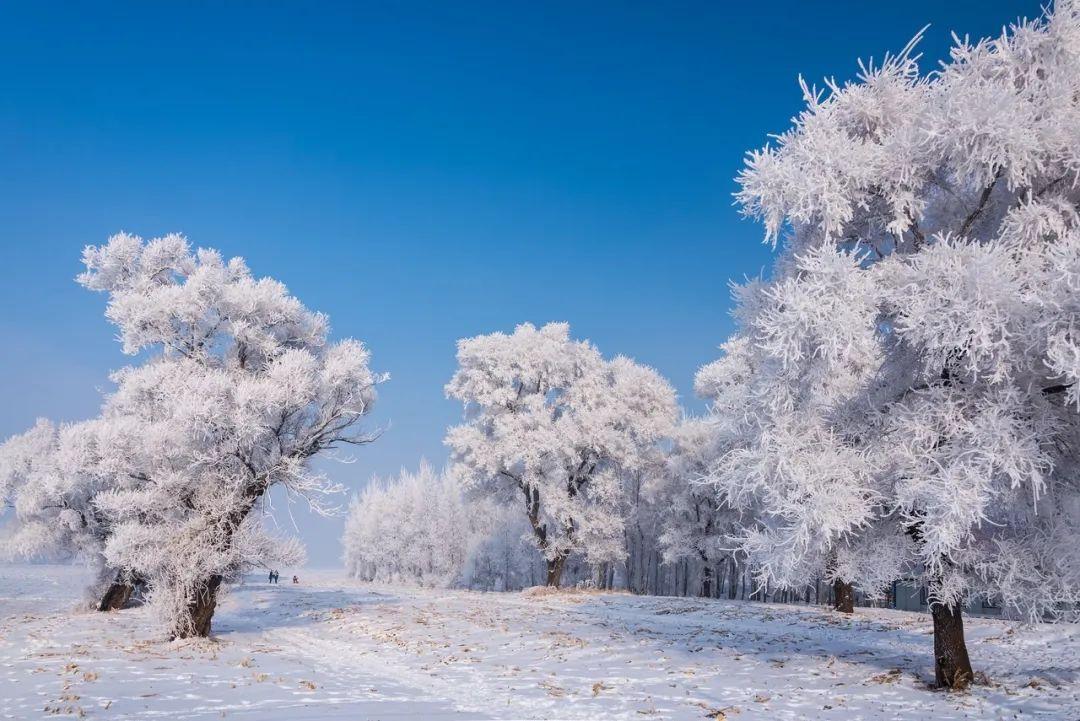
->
0;565;1076;720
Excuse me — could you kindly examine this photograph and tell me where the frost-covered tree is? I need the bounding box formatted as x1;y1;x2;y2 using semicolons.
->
0;421;82;559
343;461;538;589
0;418;144;610
445;322;678;587
656;338;778;602
654;418;736;598
707;269;878;614
715;3;1080;688
459;505;540;591
65;232;383;638
344;461;474;587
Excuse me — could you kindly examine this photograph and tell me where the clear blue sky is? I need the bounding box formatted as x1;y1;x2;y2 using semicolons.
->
0;1;1042;564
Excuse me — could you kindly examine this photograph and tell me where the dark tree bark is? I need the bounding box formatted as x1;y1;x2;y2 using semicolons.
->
833;578;855;613
930;600;974;689
825;548;854;613
521;482;568;589
701;562;713;598
172;482;267;638
98;580;133;612
749;580;767;602
902;509;975;689
178;574;223;639
545;551;569;587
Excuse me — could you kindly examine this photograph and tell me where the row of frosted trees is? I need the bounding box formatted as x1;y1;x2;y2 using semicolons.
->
4;0;1080;690
342;322;884;604
347;3;1080;691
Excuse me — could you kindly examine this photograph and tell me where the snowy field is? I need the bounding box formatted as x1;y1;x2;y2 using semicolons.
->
0;565;1077;720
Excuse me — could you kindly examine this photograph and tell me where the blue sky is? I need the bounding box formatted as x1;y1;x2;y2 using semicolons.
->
0;1;1042;564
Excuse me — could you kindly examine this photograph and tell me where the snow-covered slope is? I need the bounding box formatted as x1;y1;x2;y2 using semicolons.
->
0;565;1075;720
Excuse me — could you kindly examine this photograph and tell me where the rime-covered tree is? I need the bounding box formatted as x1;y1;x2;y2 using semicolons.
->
460;505;540;591
343;460;538;589
0;418;144;610
69;232;383;638
716;3;1080;688
654;419;736;598
344;461;472;587
445;322;677;587
671;337;784;602
706;263;879;614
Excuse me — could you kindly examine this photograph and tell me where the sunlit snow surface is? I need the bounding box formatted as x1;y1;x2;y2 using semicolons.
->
0;565;1076;720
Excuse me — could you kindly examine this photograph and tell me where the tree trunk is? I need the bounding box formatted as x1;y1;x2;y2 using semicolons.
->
701;563;713;598
98;580;133;612
749;579;766;602
177;575;223;639
833;578;854;613
545;552;568;587
930;601;974;689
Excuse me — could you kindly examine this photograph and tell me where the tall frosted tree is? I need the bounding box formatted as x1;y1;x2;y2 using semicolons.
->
445;322;677;587
712;3;1080;688
52;233;385;638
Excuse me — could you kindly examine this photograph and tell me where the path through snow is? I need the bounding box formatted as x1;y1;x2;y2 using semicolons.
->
0;565;1076;719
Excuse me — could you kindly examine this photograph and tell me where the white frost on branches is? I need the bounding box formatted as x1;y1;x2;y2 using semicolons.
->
709;2;1080;621
1;233;385;636
444;322;678;585
343;461;538;590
